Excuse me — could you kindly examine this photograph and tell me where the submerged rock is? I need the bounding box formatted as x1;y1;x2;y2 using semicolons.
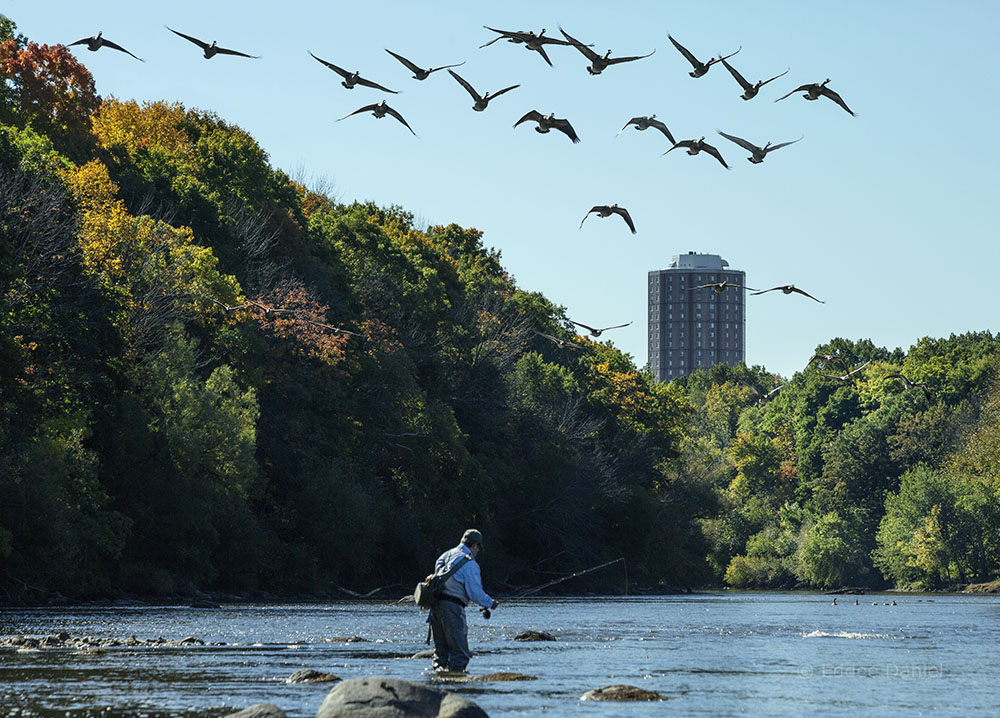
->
286;669;339;684
318;677;487;717
223;703;286;718
581;684;668;701
513;630;557;641
434;672;537;683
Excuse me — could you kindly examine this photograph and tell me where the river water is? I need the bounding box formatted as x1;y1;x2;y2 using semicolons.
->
2;592;998;717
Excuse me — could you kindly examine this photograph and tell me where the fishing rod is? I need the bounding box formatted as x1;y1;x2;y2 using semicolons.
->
515;557;627;597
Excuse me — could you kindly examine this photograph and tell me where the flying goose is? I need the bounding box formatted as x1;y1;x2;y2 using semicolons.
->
210;298;360;335
808;353;851;373
752;285;824;303
886;373;931;401
617;115;675;144
514;111;580;143
821;360;871;384
69;31;143;61
717;130;803;164
580;204;637;234
688;281;756;293
664;137;730;169
740;380;784;405
309;52;398;93
537;331;583;350
480;26;573;66
775;79;855;116
385;49;464;80
720;58;788;100
558;27;655;75
667;34;739;78
338;101;416;135
448;70;519;111
570;320;632;337
166;26;259;59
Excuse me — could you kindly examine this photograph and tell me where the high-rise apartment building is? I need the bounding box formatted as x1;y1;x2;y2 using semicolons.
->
648;252;746;381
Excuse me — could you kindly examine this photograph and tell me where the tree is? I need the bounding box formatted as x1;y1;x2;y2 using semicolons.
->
0;39;99;156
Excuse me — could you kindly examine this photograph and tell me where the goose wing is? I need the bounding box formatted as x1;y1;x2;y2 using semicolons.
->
580;206;602;229
711;46;741;65
600;321;633;332
606;49;656;65
353;74;399;94
448;69;482;101
382;105;417;135
717;130;759;153
514;110;545;128
759;67;790;87
766;135;804;152
385;49;423;74
310;52;350;79
551;117;580;143
559;27;599;62
99;37;143;61
570;320;599;334
532;44;554;66
337;104;381;121
212;45;259;59
774;83;814;102
484;84;520;101
664;139;697;155
69;36;96;47
668;34;702;69
751;286;785;296
790;286;824;303
166;26;210;51
700;141;730;169
720;57;751;90
481;26;526;48
611;206;637;234
819;84;855;116
427;60;465;74
617;117;643;136
646;118;675;144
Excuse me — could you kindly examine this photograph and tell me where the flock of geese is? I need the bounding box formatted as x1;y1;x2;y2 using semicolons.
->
66;21;861;354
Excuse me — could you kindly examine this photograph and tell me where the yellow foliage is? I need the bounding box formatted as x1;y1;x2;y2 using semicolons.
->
91;98;192;158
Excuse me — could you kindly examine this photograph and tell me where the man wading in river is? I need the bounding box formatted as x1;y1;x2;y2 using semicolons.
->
427;529;498;673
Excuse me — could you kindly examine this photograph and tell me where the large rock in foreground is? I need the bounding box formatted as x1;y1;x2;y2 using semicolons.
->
318;677;488;717
580;684;668;701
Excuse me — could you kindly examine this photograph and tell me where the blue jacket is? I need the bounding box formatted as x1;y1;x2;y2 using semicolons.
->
435;544;493;608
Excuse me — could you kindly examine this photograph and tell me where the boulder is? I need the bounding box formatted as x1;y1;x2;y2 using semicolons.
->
287;669;340;684
513;630;556;641
581;684;667;702
317;677;487;718
223;702;286;718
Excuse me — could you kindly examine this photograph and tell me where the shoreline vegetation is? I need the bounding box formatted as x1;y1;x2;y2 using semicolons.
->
2;15;1000;606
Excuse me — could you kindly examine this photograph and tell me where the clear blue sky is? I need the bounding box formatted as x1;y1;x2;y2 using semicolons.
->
9;1;1000;379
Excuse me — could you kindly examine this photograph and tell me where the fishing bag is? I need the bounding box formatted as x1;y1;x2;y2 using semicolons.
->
414;555;471;609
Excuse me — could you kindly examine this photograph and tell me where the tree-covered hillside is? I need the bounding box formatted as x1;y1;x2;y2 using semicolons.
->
1;20;698;600
3;18;999;602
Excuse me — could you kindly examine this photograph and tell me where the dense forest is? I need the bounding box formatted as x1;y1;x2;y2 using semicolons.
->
2;18;999;602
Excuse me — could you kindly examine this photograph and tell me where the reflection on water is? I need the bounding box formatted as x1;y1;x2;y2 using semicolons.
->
2;593;999;717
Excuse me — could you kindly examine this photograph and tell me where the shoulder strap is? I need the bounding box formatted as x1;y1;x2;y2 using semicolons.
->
437;554;472;581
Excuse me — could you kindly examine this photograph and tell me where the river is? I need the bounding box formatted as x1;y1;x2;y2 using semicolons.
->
2;592;998;716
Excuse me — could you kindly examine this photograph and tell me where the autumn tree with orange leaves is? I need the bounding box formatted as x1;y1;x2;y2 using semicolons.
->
0;38;99;156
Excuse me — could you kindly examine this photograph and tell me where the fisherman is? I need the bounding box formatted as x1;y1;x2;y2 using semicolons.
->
427;529;498;673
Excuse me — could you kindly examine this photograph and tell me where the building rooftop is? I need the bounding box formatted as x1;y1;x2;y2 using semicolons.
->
663;251;730;271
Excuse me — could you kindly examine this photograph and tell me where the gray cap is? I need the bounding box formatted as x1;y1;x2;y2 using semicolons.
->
461;529;484;548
